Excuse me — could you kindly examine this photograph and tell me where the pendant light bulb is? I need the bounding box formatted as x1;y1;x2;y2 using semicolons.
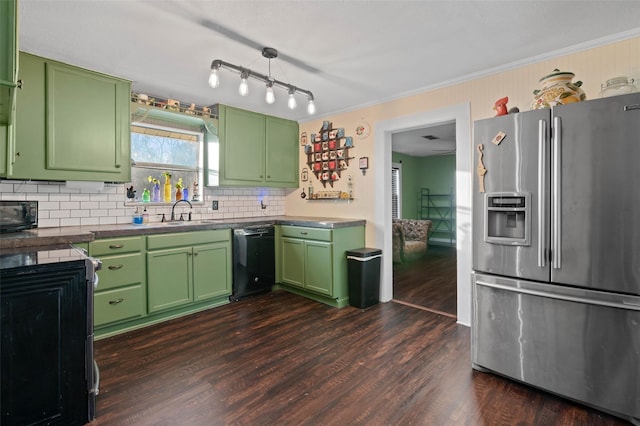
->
307;97;316;115
238;70;250;96
238;77;249;97
265;81;275;104
208;68;220;88
287;87;297;110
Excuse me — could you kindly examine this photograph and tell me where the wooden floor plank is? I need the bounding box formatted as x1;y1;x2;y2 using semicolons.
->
92;290;627;425
393;245;457;316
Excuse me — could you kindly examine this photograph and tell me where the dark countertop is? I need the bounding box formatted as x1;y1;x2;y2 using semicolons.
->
0;216;366;250
0;245;90;270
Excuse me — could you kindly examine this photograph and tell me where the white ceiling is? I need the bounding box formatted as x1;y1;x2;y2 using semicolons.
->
18;1;640;148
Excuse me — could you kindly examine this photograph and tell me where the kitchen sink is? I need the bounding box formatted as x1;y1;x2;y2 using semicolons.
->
142;221;189;227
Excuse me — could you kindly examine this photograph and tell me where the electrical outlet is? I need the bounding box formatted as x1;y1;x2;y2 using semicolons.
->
212;200;219;210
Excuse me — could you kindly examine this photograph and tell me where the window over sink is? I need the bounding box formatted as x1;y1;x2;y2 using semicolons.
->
128;121;204;204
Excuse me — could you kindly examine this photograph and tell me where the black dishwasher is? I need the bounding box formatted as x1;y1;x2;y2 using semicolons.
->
231;225;275;301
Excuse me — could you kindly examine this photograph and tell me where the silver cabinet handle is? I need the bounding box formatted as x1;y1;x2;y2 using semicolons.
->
109;244;124;249
108;264;123;270
108;298;124;305
300;232;308;235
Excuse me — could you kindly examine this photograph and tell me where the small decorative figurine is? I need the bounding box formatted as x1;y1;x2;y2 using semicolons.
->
477;144;487;193
192;181;200;201
494;96;509;116
126;186;136;201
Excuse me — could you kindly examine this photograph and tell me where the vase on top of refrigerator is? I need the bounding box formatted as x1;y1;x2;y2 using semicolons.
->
471;92;640;424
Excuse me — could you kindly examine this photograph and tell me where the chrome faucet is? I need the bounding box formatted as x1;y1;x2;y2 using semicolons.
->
170;199;192;221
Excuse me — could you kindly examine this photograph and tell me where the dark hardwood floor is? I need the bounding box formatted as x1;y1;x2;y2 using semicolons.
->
92;291;627;425
393;244;457;317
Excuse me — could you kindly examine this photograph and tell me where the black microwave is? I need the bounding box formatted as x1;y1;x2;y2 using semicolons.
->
0;201;38;233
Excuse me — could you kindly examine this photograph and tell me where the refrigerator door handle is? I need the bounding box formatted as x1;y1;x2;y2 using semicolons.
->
475;279;640;311
552;116;561;269
537;119;547;268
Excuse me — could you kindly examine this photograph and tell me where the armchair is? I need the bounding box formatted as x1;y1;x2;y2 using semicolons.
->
392;219;433;263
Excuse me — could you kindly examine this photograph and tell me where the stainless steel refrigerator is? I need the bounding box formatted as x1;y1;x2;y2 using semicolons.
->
472;92;640;423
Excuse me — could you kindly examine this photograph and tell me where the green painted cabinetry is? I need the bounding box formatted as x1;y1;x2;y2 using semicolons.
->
0;0;18;126
91;229;231;339
8;52;131;182
90;236;146;328
218;104;299;187
275;224;365;307
146;229;231;314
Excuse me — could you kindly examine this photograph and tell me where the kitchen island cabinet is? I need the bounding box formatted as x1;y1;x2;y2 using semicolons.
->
7;52;131;182
1;256;93;425
217;104;298;187
275;224;365;307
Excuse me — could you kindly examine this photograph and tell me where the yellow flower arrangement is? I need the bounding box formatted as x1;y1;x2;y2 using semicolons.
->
175;177;183;190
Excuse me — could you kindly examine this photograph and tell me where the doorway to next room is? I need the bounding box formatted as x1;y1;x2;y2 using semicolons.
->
390;121;457;318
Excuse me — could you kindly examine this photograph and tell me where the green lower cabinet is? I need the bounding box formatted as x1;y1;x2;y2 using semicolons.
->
276;225;365;307
94;230;232;339
193;242;232;301
90;237;146;332
281;238;305;287
94;285;144;327
304;241;333;296
147;247;193;313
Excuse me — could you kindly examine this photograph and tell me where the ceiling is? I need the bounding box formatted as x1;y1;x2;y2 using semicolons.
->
392;121;456;157
18;1;640;138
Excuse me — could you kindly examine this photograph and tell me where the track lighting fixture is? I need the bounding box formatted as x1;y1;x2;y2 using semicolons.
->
208;47;316;114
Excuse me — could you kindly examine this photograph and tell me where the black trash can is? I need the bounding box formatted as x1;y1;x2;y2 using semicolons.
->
346;248;382;309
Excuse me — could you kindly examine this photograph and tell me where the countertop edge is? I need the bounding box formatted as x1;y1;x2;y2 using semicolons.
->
1;216;366;250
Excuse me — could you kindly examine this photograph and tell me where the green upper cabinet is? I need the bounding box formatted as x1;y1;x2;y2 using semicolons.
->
0;0;18;126
8;52;131;182
265;116;299;185
218;104;299;187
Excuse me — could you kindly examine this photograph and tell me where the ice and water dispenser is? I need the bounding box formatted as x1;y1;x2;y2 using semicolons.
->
484;193;530;245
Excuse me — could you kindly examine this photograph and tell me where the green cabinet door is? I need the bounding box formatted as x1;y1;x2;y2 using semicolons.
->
193;242;232;301
265;116;299;186
281;237;305;288
217;104;299;187
147;247;193;313
219;105;265;184
10;53;131;182
0;0;17;125
304;240;333;296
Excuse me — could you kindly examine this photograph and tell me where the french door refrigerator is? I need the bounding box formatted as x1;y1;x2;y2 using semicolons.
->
472;92;640;424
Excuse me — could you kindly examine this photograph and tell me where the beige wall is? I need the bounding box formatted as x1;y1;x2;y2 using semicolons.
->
287;36;640;246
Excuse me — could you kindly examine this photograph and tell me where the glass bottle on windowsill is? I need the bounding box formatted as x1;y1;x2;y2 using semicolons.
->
163;172;172;203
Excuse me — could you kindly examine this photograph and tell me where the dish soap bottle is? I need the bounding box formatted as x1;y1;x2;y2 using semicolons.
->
142;207;149;224
132;207;143;225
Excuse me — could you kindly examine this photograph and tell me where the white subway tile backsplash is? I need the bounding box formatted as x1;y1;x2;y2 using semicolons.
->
60;218;81;227
79;217;100;226
0;180;286;228
50;210;70;219
60;201;80;210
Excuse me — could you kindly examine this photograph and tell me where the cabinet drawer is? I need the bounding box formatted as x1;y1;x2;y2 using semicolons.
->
91;236;143;256
97;253;143;291
280;225;332;242
94;285;144;327
147;229;230;250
